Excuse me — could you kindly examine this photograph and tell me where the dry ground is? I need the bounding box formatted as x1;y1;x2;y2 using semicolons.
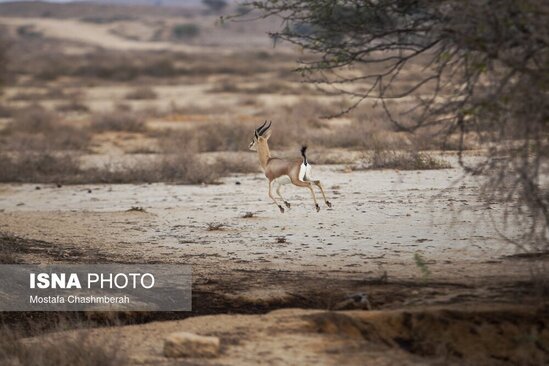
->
0;2;547;365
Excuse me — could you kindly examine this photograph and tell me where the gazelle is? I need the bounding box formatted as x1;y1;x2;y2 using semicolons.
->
249;120;332;213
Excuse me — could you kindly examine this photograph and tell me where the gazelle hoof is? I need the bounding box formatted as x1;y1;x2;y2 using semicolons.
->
278;205;285;213
315;204;320;212
326;201;332;208
284;201;291;209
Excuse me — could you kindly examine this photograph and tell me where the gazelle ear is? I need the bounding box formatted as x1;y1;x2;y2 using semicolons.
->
263;128;272;140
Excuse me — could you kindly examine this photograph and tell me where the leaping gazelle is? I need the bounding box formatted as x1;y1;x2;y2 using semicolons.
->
249;120;332;213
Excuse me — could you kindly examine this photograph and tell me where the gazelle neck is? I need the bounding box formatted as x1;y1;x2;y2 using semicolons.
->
257;141;271;169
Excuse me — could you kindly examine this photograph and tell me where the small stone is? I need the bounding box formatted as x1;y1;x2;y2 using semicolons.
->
163;332;220;358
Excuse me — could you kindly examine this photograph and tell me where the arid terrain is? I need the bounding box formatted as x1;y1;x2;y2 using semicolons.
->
0;2;547;365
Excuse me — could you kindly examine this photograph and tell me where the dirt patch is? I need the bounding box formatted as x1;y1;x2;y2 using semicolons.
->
307;306;549;364
0;233;117;264
8;306;547;366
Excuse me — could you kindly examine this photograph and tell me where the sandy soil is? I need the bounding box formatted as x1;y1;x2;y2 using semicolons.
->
0;162;535;299
0;16;285;52
19;305;549;365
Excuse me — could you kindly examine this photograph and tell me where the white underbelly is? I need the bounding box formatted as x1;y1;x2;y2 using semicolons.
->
273;175;291;186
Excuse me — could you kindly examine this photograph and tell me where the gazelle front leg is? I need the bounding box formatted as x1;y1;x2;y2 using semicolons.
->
290;177;320;212
312;180;332;208
276;183;291;209
268;180;285;213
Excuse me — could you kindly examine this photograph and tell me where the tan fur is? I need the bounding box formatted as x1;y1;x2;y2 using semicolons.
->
250;126;332;213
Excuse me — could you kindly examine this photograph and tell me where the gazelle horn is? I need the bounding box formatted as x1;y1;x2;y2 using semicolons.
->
259;120;272;136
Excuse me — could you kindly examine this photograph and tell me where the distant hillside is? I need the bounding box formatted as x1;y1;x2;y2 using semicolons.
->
0;1;204;18
87;0;205;6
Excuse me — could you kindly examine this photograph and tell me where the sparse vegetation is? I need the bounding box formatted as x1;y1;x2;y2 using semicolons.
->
161;122;253;152
0;152;83;183
0;326;123;366
125;86;157;100
172;24;200;40
207;223;225;231
56;95;89;113
414;252;432;282
202;0;227;13
91;111;147;133
1;106;91;151
0;149;251;185
368;150;451;171
127;206;146;213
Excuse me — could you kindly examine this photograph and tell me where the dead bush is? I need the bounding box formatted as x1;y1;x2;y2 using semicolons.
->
158;154;220;184
0;103;15;118
206;223;225;231
81;152;220;185
7;105;56;132
91;111;146;133
1;106;91;151
0;327;123;366
125;86;157;100
208;80;310;95
213;156;259;174
355;150;451;170
0;152;83;183
162;122;253;153
56;94;89;113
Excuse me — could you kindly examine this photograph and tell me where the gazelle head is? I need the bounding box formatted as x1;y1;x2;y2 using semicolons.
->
249;120;272;151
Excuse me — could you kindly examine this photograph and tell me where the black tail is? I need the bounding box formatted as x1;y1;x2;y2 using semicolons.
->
301;145;308;166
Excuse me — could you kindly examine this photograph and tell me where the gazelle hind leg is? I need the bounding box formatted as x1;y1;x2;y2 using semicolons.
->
290;176;320;212
268;180;285;213
276;183;291;209
312;180;332;208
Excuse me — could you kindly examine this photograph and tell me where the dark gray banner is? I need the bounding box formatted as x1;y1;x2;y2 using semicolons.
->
0;264;192;311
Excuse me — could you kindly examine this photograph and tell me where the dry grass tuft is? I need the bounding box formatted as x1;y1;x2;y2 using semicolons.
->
91;111;147;133
1;106;91;151
0;327;123;366
125;86;157;100
207;223;225;231
161;122;253;153
56;95;89;113
0;103;16;118
6;105;56;132
354;150;451;171
0;152;83;183
126;206;146;213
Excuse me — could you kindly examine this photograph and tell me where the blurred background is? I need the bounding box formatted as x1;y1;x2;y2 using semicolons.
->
0;0;456;186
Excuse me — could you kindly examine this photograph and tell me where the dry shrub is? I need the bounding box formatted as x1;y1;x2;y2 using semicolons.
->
8;105;56;132
162;122;253;153
206;223;225;231
10;88;69;102
79;152;220;185
19;49;285;84
157;154;220;184
356;149;451;170
56;94;89;113
125;86;157;100
0;151;250;184
0;103;15;118
208;80;313;95
0;152;83;183
1;106;91;151
0;328;123;366
91;111;146;133
213;156;259;174
9;91;45;101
